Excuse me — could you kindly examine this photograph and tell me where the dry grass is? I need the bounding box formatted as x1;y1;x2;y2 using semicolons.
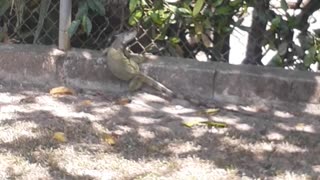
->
0;83;319;179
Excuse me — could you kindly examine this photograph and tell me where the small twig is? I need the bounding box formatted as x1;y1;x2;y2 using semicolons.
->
10;0;14;15
93;25;108;44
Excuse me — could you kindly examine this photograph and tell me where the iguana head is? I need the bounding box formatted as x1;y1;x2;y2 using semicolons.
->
111;29;137;49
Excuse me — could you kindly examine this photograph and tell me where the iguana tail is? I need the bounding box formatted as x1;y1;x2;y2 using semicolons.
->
138;73;201;105
138;73;175;97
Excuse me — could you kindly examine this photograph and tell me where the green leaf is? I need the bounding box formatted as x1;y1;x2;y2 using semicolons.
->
68;20;81;37
229;0;242;7
167;4;178;13
203;18;211;29
287;16;297;29
278;42;288;56
82;15;92;36
169;37;180;44
271;16;281;30
87;0;105;16
150;11;163;25
153;0;164;9
270;54;283;67
202;121;227;128
128;17;137;26
195;23;203;35
129;0;139;13
177;7;192;16
0;0;10;16
213;0;224;7
304;54;314;67
76;2;88;19
141;15;152;26
316;53;320;62
222;26;232;33
215;6;233;15
280;0;288;11
304;47;316;66
193;0;205;17
134;10;143;19
128;10;143;26
87;1;96;11
159;10;171;21
182;2;192;12
141;0;148;6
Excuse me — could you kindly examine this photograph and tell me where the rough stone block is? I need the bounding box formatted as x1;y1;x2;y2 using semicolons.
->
141;56;215;104
0;44;63;87
62;48;128;92
1;44;320;105
213;63;320;104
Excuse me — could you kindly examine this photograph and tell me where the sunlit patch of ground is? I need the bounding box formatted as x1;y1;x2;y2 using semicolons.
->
0;82;319;179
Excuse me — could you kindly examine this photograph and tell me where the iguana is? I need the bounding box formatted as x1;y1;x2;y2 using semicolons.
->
103;29;201;105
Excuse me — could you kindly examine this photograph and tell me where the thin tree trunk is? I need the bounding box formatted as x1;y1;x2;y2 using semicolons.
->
243;0;270;65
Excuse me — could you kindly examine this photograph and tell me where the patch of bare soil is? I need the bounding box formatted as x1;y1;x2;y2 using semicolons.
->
0;81;319;179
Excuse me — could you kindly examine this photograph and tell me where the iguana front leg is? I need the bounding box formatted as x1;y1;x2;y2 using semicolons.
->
106;48;139;81
105;30;174;94
107;47;170;93
123;49;146;64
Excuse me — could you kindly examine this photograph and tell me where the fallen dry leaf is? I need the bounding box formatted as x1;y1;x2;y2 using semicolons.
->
295;123;305;130
79;100;92;106
102;133;118;145
147;145;160;153
53;132;67;143
182;120;227;128
49;86;75;96
182;120;202;128
202;121;227;128
115;98;132;105
196;108;220;116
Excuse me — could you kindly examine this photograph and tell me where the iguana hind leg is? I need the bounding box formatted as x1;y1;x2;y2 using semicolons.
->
128;73;175;97
128;75;144;91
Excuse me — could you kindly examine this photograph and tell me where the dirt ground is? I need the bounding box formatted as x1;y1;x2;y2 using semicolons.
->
0;81;319;180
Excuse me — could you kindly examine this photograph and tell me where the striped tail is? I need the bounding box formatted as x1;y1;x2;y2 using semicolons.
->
138;73;202;106
138;73;175;97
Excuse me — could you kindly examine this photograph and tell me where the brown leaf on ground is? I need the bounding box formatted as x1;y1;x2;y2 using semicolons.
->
182;119;227;128
102;133;119;146
53;132;67;143
79;100;92;106
49;86;75;96
196;108;220;116
115;98;132;105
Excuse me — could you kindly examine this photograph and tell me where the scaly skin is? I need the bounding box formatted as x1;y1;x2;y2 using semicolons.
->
104;30;202;105
106;48;139;81
106;47;175;94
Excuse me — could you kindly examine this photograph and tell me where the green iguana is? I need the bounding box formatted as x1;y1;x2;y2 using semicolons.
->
103;29;201;105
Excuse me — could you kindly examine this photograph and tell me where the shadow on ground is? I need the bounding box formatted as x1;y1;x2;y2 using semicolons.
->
0;83;319;179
